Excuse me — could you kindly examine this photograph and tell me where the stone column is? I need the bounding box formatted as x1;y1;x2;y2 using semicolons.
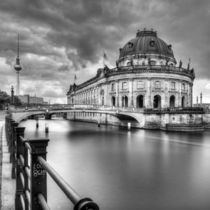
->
147;80;152;108
190;84;193;107
129;79;133;107
116;80;119;107
179;82;182;107
105;83;109;106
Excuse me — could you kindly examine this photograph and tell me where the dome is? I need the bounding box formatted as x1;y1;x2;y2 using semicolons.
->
119;29;176;64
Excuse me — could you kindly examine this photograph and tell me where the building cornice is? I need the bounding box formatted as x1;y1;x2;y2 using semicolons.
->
67;65;195;94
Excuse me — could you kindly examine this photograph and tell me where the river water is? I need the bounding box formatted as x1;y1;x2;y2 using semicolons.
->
19;119;210;210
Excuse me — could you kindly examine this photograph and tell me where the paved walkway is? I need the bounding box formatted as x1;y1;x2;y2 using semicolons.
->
0;111;15;210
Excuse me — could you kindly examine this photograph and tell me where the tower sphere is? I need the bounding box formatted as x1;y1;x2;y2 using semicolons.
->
14;63;22;72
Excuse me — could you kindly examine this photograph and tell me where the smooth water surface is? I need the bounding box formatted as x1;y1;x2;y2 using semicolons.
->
20;119;210;210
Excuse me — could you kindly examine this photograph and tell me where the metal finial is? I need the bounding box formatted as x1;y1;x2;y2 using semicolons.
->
17;33;20;58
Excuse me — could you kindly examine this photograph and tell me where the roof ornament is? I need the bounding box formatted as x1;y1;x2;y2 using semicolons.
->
136;29;141;37
74;74;77;84
187;58;191;70
179;60;183;68
116;60;119;69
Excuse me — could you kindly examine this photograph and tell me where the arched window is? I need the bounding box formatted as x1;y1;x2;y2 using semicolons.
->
181;96;185;108
112;96;116;107
136;95;144;108
125;96;128;107
169;95;175;108
153;95;161;108
122;96;128;107
102;97;104;106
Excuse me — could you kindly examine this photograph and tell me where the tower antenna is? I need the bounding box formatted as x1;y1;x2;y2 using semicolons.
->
17;33;20;58
14;33;22;95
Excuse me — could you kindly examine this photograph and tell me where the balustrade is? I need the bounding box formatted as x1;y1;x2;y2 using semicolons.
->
5;115;100;210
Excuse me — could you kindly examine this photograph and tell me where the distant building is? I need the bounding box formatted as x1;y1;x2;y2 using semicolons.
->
194;103;210;109
18;95;45;105
29;96;44;104
18;95;29;104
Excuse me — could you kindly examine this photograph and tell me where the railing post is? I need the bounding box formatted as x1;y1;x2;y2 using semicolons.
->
11;121;18;178
28;139;49;210
5;116;8;143
23;142;30;210
15;127;25;210
7;118;13;154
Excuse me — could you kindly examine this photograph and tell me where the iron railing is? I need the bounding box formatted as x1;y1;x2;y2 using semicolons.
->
5;115;99;210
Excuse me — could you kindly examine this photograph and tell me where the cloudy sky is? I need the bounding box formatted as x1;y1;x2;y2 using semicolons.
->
0;0;209;104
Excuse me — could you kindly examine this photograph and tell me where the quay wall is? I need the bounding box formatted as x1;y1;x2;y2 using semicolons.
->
67;111;205;131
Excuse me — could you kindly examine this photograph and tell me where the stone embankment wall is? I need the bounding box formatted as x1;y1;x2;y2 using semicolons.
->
67;111;205;131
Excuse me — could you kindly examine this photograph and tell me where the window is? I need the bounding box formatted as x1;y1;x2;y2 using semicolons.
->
122;82;128;90
100;89;104;95
155;81;161;89
137;81;144;89
111;83;115;91
150;60;156;65
128;42;134;48
169;95;175;108
182;83;186;91
171;81;176;90
149;40;155;47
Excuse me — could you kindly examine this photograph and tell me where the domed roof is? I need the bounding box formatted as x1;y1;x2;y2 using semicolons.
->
119;29;176;63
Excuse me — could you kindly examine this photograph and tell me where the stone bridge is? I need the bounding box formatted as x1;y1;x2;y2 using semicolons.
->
10;107;145;127
10;106;207;131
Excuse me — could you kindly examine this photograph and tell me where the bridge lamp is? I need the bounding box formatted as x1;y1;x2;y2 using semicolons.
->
128;122;131;130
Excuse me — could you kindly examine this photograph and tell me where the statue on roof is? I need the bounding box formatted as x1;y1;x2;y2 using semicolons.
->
179;60;182;68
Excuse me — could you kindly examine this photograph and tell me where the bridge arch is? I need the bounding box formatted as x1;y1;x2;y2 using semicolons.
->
11;108;144;128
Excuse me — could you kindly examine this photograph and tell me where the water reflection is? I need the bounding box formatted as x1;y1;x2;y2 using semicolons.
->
19;119;210;210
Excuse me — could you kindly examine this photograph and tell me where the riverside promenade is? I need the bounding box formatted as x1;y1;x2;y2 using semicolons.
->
0;111;15;210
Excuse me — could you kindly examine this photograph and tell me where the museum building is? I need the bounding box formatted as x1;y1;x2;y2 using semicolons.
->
67;29;195;110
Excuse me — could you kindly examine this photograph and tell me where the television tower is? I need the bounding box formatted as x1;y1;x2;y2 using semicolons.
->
14;34;22;95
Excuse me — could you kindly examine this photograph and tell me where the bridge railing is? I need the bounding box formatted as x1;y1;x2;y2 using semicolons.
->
5;115;100;210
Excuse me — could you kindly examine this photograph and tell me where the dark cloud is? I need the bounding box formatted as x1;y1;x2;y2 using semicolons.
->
0;0;209;102
58;64;70;72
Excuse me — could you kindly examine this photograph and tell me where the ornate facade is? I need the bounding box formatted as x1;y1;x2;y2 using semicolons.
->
67;29;195;110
